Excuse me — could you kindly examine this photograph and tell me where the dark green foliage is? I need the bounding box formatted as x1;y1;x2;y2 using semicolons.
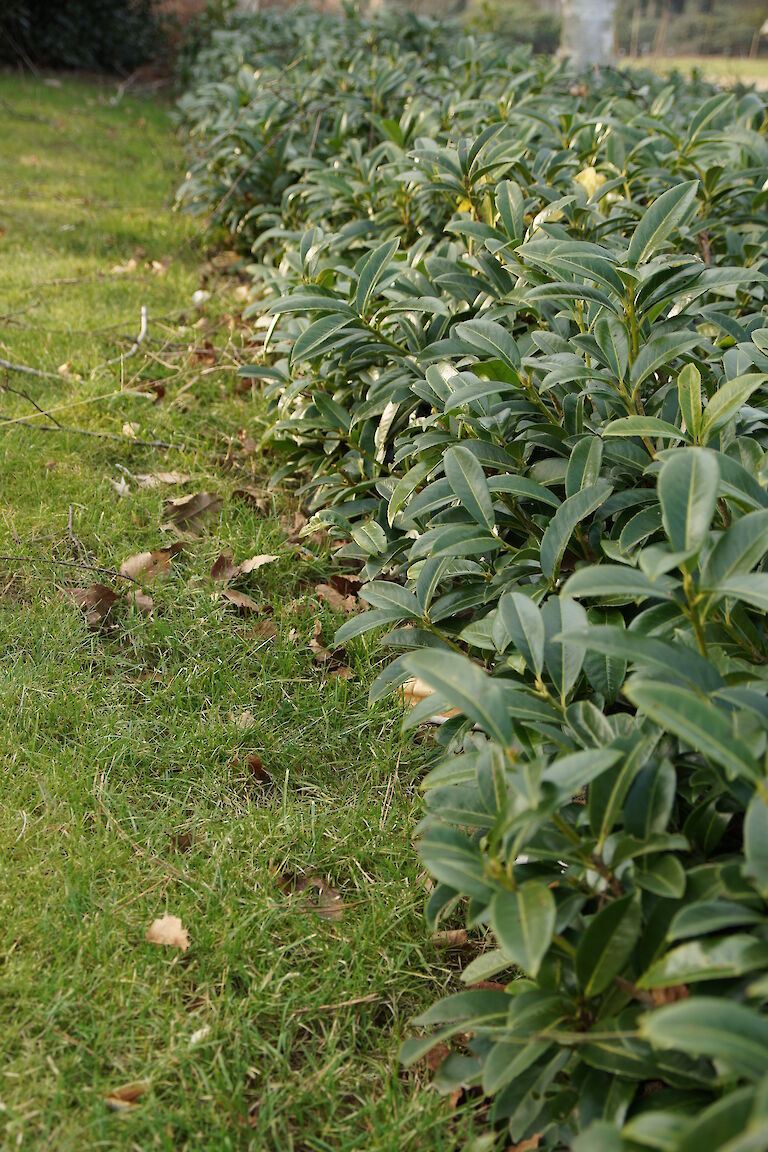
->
0;0;164;73
178;7;768;1149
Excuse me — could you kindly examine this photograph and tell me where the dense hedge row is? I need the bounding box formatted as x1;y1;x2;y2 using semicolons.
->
0;0;164;72
178;8;768;1149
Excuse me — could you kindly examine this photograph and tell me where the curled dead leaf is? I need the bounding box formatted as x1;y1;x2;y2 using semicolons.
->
134;471;191;489
145;914;189;952
290;875;345;921
232;486;268;511
210;549;240;584
104;1080;150;1113
130;590;154;617
240;554;278;575
309;619;351;675
61;583;120;630
219;588;259;614
236;753;271;786
431;928;468;948
119;548;174;582
426;1043;450;1074
315;583;357;614
162;492;222;536
254;618;278;640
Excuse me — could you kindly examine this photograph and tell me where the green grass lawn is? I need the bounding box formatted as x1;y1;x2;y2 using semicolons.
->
0;76;471;1151
629;54;768;88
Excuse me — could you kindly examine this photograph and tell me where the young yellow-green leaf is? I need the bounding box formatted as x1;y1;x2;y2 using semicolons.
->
444;445;495;530
658;448;719;552
490;882;556;978
678;363;702;440
575;894;642;996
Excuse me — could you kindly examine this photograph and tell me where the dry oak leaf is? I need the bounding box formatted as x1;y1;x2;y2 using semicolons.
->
210;549;240;584
315;583;357;614
219;588;259;614
291;875;345;921
119;548;174;582
135;471;192;489
129;590;154;617
162;492;222;536
145;914;189;952
431;928;468;948
104;1080;150;1113
254;618;278;641
240;554;278;575
61;583;120;630
232;486;268;511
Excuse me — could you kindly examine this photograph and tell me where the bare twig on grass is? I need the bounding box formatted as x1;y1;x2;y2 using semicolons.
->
0;357;62;382
0;555;142;585
92;305;148;378
0;415;175;449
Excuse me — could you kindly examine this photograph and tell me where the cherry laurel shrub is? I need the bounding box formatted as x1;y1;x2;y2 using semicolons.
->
178;8;768;1149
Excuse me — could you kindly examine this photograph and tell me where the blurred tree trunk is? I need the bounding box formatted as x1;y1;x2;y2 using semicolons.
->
560;0;618;66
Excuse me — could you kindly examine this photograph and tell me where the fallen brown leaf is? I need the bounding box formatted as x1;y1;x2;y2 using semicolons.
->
119;548;174;582
130;590;154;617
240;554;278;575
110;257;137;275
232;709;256;729
145;914;189;952
308;619;351;674
243;753;271;786
309;619;332;664
315;583;357;614
426;1043;450;1074
232;486;268;511
162;492;222;536
254;618;278;640
134;471;191;489
508;1137;541;1152
104;1080;150;1113
431;928;468;948
219;588;259;614
327;573;362;597
210;549;240;584
292;875;345;921
61;583;120;630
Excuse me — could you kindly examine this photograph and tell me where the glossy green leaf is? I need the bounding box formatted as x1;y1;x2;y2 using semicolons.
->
444;445;495;531
658;448;719;552
540;481;613;581
627;180;699;267
490;882;556;978
576;894;642;997
640;999;768;1079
